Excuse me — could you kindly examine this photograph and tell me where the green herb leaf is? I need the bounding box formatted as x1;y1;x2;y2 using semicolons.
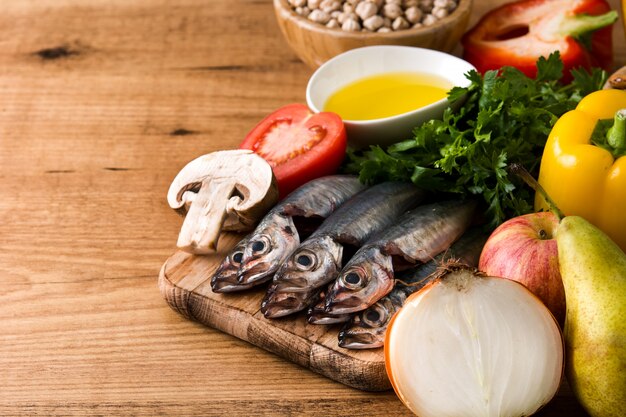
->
344;53;606;227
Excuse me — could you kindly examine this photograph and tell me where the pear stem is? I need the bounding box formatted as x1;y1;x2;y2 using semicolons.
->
508;163;564;221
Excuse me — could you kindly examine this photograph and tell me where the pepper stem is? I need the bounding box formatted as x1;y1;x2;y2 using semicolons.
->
508;164;564;221
558;11;618;39
607;109;626;153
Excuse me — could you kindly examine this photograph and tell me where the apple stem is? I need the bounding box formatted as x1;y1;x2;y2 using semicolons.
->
508;163;564;221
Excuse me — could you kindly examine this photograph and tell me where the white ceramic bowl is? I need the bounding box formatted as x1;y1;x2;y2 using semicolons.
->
306;45;476;149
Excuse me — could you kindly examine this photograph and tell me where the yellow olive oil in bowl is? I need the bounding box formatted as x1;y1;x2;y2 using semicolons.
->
323;72;452;121
306;46;476;148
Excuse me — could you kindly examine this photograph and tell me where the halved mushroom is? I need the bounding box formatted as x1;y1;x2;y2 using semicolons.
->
167;149;278;254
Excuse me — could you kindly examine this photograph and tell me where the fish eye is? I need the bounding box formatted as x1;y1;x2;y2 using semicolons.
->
362;304;387;327
250;236;271;255
231;251;243;264
341;270;366;290
295;251;317;271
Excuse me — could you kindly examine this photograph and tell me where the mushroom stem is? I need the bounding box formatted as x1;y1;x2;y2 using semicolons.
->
177;178;234;253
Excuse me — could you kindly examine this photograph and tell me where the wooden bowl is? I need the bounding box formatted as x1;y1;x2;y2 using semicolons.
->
273;0;474;69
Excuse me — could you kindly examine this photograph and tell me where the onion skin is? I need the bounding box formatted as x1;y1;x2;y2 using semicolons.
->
385;265;564;417
479;212;565;326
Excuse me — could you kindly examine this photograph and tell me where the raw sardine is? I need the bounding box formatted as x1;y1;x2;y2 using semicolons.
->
210;235;253;292
324;199;477;315
307;298;351;325
270;182;425;295
261;283;321;319
337;228;488;349
211;176;366;293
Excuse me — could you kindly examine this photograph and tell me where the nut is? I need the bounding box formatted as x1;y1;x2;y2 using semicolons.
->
307;0;321;8
289;0;307;7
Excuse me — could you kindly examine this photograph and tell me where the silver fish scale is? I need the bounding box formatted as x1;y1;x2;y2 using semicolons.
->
310;181;425;245
371;199;477;263
391;226;488;296
277;175;367;219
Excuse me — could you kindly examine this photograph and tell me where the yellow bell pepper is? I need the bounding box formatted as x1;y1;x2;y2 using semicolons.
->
535;89;626;252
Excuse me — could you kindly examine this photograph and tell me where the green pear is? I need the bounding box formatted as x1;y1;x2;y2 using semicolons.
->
557;216;626;417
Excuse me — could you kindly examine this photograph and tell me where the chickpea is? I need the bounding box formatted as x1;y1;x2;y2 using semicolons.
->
308;9;331;23
355;1;378;20
307;0;321;8
422;13;438;25
432;6;448;18
342;17;362;31
326;18;341;28
404;6;423;24
391;16;410;30
383;3;403;19
321;0;342;12
363;14;385;30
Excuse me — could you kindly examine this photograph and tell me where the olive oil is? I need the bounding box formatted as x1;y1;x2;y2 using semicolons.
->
323;72;451;121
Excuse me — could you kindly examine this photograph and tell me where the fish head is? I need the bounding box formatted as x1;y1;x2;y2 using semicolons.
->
238;215;299;285
324;246;395;315
272;235;343;293
211;240;252;292
337;297;396;349
306;299;351;325
261;288;315;319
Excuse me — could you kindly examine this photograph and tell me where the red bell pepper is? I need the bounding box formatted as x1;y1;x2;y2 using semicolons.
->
462;0;617;81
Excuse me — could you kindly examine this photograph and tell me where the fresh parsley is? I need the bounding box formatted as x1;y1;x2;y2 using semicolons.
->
345;52;607;227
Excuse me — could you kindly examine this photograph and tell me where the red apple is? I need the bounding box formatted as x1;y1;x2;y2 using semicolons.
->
479;212;565;326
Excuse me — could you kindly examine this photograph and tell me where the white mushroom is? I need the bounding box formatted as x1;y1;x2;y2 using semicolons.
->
167;150;278;254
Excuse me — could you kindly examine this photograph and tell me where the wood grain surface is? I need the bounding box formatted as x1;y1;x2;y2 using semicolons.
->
0;0;624;415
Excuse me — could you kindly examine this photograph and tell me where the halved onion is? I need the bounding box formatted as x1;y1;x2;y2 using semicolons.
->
385;266;564;417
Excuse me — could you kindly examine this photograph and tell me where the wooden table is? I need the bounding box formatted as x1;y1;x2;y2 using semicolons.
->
1;1;623;415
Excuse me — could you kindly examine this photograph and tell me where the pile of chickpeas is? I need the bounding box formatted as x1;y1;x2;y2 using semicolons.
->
287;0;458;32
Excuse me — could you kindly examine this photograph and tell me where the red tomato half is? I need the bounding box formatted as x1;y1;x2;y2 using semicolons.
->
240;104;347;198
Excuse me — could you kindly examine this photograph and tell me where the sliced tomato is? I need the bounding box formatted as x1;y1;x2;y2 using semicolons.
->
240;104;347;198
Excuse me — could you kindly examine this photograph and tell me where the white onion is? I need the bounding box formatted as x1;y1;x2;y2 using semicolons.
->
385;266;564;417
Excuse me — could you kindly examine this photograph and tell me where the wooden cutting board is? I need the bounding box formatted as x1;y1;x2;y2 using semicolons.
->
158;233;390;392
